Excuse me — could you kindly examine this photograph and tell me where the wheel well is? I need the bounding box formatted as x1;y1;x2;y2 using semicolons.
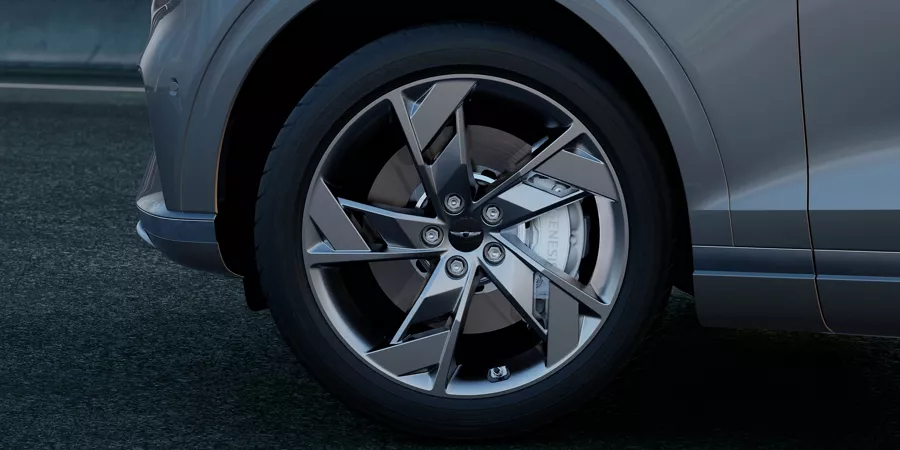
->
216;0;694;294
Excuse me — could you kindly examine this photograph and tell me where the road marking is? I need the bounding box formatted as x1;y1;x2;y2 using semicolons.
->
0;82;144;93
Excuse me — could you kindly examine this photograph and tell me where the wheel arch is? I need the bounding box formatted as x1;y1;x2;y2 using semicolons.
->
210;0;725;294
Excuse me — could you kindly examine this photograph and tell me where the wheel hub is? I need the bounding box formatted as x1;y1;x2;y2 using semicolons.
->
448;216;484;252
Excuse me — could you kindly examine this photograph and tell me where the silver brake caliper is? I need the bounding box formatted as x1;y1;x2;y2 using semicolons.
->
516;174;588;328
515;179;587;277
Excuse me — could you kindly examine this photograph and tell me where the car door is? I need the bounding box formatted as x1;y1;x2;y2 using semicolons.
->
800;0;900;336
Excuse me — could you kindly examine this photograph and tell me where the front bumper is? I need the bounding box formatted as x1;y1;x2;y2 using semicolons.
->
137;192;233;276
138;0;242;276
136;156;233;276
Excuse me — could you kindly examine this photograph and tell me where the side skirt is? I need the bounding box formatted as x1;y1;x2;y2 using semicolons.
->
692;246;827;332
816;250;900;337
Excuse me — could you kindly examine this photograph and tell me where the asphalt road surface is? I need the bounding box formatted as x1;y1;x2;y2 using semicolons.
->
2;87;900;449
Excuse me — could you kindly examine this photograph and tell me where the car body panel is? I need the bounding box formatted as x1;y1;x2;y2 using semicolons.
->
181;0;314;213
630;0;810;249
140;0;251;212
556;0;733;246
138;0;254;274
801;0;900;252
799;0;900;335
627;0;824;330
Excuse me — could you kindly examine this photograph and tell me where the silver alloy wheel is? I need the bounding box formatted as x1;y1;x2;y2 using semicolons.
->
301;74;628;397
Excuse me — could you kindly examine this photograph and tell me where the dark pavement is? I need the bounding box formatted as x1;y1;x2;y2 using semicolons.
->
1;90;899;449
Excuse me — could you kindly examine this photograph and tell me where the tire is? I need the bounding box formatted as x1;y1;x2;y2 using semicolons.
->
254;23;673;438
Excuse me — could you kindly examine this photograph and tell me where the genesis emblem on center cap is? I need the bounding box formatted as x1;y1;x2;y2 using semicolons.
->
450;230;482;239
448;217;485;252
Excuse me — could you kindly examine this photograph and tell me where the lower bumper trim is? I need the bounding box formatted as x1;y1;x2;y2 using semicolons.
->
136;221;154;248
137;192;235;276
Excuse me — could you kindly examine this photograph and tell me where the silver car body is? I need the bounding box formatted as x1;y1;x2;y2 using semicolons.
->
138;0;900;336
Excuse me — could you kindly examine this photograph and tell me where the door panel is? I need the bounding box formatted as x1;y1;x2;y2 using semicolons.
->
802;0;900;251
801;0;900;336
630;0;809;248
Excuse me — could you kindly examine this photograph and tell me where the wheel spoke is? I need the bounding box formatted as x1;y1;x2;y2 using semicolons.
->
371;255;477;393
307;178;369;251
544;281;581;366
407;81;477;151
338;198;444;248
306;179;448;265
390;256;476;343
476;121;586;206
490;182;589;229
367;330;452;377
306;242;443;266
492;232;611;318
389;81;476;214
534;149;618;201
480;240;584;367
479;250;548;339
431;289;474;394
429;107;476;206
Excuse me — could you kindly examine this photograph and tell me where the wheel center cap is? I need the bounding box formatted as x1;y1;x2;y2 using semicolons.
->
448;217;484;252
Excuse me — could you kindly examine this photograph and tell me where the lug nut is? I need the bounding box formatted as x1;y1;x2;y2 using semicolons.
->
482;204;502;225
444;194;464;214
421;226;442;247
487;366;510;383
446;256;468;278
483;243;505;264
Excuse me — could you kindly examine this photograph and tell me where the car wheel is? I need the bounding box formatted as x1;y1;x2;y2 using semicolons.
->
254;23;673;438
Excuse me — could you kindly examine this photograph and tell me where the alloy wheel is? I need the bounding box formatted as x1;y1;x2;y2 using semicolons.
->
300;74;628;397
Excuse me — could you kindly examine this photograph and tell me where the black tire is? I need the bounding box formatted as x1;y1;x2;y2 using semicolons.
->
254;23;673;438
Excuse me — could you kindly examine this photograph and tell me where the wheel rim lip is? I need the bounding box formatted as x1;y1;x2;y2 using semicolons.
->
300;73;630;398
